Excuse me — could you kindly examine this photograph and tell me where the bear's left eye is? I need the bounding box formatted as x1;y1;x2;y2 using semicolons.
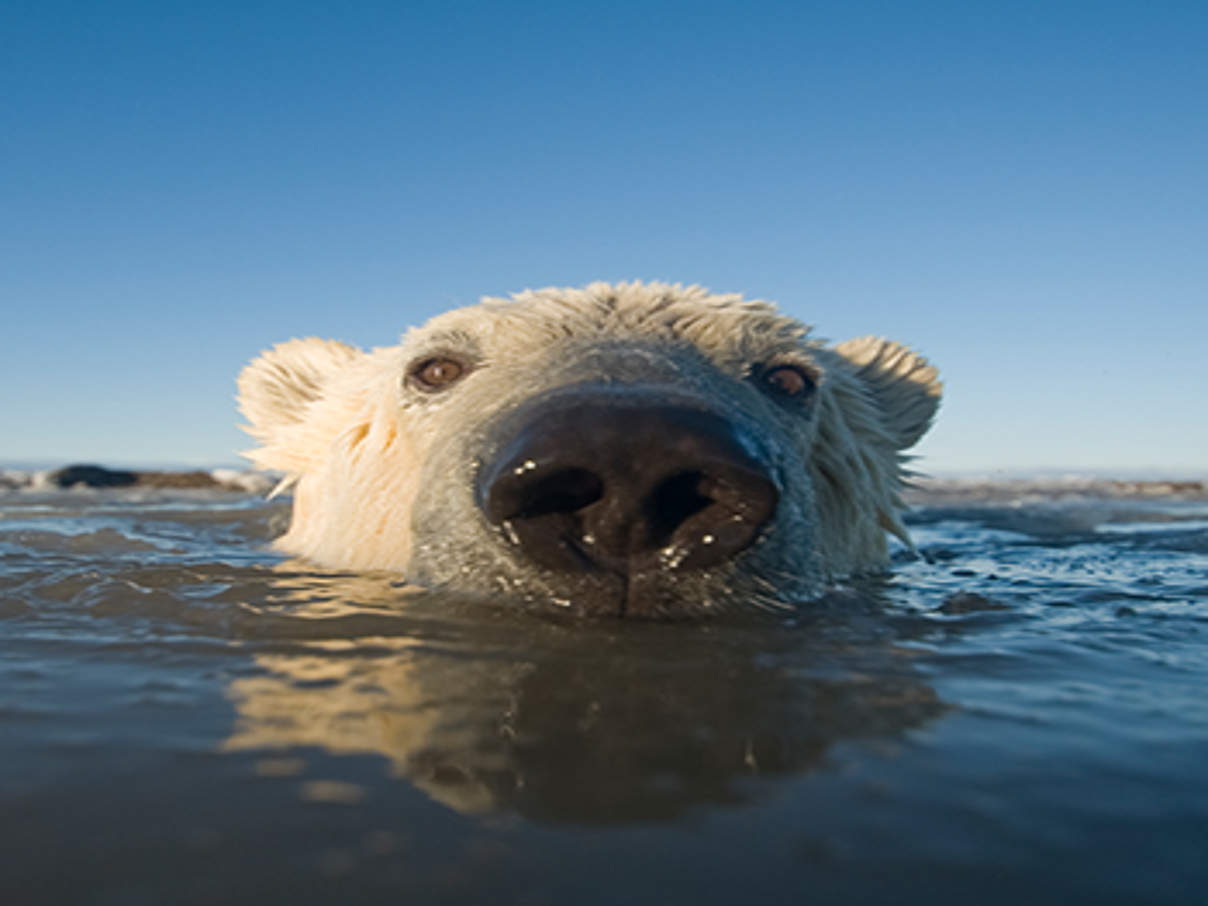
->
408;356;469;392
760;364;816;399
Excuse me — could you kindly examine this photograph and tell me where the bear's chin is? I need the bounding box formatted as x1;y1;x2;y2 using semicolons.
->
466;568;775;621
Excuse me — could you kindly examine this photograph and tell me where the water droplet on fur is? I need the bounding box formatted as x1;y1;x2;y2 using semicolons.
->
552;598;572;608
702;534;715;545
581;533;595;545
501;521;521;545
513;459;538;475
658;545;689;569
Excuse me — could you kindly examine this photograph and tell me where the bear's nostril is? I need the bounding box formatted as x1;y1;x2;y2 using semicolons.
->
658;468;779;570
647;471;712;544
500;468;604;521
480;463;606;573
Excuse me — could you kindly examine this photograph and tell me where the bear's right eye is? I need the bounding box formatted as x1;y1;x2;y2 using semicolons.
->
408;356;469;392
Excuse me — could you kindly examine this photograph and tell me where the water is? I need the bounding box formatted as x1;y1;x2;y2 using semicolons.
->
1;482;1206;905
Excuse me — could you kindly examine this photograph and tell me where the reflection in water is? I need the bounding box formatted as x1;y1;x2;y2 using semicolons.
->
4;489;1206;902
222;567;945;822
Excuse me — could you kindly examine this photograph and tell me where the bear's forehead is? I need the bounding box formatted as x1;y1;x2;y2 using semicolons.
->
405;282;815;365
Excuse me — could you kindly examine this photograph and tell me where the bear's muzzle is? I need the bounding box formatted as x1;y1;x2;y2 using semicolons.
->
476;388;780;611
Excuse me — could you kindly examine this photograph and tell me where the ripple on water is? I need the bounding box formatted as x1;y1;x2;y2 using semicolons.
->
0;486;1206;903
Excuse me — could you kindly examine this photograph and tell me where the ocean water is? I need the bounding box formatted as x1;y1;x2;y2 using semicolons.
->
1;481;1206;905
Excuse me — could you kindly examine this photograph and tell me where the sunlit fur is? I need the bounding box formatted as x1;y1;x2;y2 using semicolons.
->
238;282;941;604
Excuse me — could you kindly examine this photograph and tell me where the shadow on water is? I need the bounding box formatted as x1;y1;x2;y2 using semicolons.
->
220;569;946;823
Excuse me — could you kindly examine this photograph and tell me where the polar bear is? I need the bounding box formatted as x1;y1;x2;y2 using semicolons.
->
238;282;941;617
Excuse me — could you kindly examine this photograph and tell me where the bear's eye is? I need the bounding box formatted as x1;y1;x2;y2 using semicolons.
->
408;356;468;392
760;364;816;399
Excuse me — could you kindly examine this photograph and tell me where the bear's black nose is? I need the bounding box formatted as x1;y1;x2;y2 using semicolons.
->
477;396;779;577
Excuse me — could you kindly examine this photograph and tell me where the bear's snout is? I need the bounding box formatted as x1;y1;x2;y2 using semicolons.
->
477;392;780;581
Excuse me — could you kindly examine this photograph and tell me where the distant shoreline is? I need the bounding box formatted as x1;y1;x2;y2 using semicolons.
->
0;463;277;494
905;475;1208;502
2;463;1205;500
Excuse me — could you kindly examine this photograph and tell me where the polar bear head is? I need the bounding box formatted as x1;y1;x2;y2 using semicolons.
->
238;282;941;617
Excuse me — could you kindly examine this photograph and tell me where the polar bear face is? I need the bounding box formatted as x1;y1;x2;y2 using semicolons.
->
238;282;941;618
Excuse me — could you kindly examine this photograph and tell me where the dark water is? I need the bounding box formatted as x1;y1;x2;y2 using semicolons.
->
1;485;1206;905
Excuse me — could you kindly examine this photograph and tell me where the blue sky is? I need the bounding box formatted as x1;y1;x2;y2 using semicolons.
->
2;1;1205;474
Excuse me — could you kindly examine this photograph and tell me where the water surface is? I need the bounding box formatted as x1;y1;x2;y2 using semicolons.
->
1;483;1206;905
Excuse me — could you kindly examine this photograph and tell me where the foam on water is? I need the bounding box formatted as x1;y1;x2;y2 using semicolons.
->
1;479;1206;905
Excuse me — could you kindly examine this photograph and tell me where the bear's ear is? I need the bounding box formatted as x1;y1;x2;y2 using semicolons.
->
832;336;942;449
237;338;364;446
